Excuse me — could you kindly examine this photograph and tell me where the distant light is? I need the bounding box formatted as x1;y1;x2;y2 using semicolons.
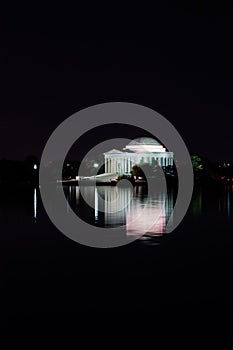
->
34;164;37;170
67;163;70;167
93;163;99;168
227;163;230;166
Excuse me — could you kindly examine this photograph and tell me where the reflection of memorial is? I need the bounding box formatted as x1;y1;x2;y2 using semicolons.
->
69;185;174;236
97;186;132;227
126;186;168;236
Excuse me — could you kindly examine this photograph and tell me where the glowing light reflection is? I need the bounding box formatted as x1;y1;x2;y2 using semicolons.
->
34;188;37;222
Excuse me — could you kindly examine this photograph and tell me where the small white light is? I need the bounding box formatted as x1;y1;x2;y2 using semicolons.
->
93;163;99;168
34;164;37;170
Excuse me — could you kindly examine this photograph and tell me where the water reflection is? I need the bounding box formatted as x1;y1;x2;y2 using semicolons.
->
62;183;233;238
1;183;233;243
34;187;37;223
64;185;175;237
189;184;233;223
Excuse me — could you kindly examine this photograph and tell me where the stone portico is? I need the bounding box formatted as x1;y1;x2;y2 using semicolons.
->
103;137;174;174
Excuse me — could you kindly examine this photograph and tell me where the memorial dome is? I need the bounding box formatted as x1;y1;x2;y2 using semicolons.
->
125;137;166;153
128;137;161;146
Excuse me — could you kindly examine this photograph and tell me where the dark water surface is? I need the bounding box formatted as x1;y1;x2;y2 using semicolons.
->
64;185;175;239
1;183;233;326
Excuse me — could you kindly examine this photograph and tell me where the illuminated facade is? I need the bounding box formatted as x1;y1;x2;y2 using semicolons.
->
104;137;174;174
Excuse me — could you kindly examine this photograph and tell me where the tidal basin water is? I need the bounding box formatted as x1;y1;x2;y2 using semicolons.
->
63;185;174;239
1;183;233;319
29;182;233;243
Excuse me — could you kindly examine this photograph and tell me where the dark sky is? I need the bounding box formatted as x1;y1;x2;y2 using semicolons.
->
1;10;233;162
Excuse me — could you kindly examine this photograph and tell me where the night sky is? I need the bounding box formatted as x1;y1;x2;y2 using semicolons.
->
1;10;233;162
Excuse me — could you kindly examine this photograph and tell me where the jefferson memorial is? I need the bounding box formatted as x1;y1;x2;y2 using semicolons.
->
103;137;174;174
